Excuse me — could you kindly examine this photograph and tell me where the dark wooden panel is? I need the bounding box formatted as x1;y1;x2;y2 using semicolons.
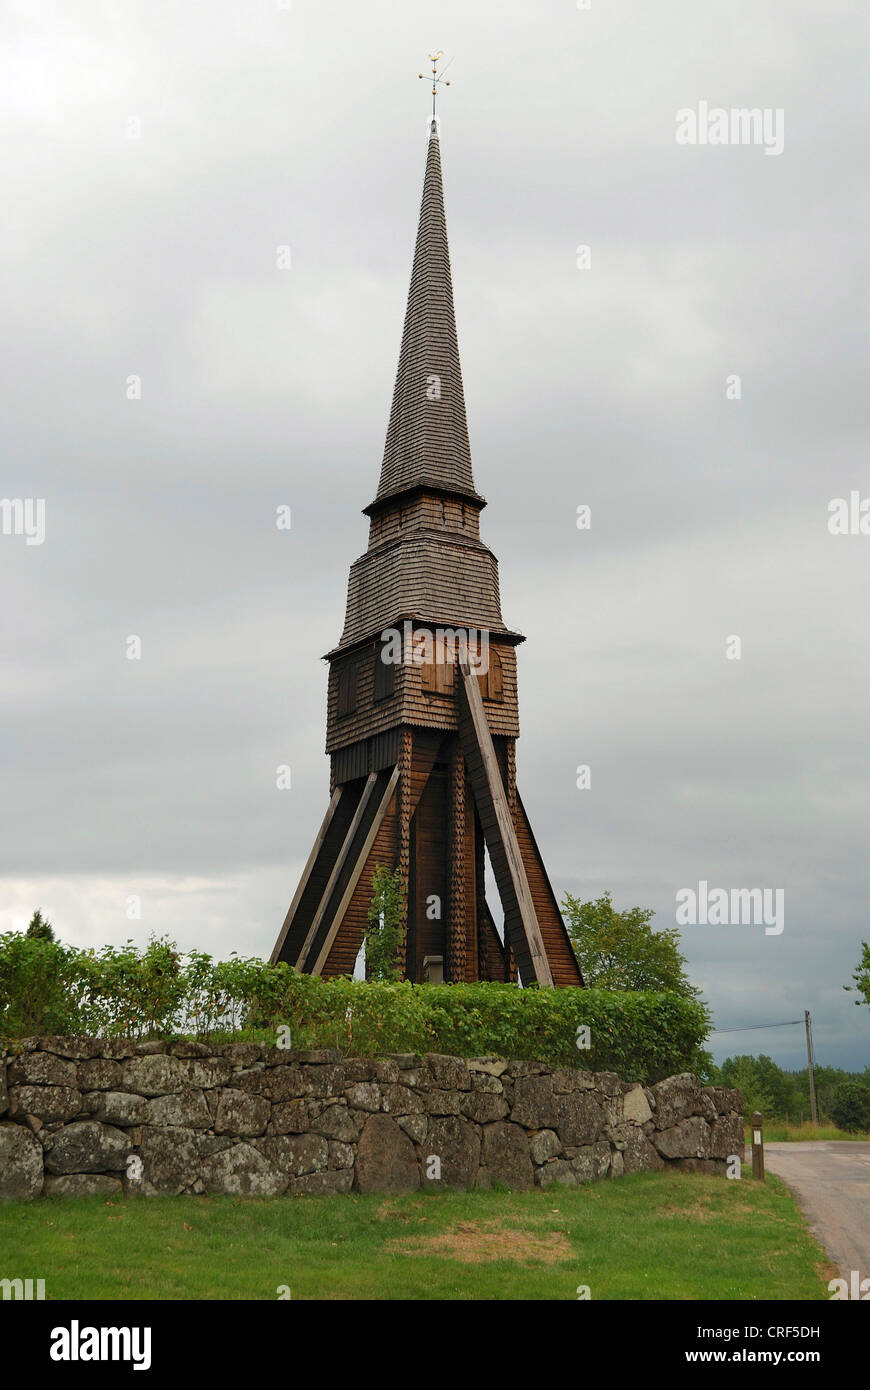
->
460;775;478;981
331;728;402;786
331;741;369;784
410;765;448;980
479;899;509;982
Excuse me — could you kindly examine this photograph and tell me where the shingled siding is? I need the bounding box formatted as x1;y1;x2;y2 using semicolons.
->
326;641;520;754
326;638;404;754
0;1043;743;1200
368;494;482;546
338;532;511;652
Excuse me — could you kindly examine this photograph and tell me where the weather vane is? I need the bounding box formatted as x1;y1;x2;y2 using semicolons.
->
418;51;453;119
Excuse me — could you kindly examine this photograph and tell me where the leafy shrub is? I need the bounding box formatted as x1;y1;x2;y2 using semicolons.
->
364;865;405;982
0;930;711;1081
0;932;87;1036
0;933;188;1040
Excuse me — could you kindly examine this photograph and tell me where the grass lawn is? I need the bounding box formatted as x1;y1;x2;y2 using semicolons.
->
0;1170;832;1301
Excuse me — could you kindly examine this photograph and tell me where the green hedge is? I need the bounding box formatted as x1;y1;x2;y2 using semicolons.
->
0;933;711;1083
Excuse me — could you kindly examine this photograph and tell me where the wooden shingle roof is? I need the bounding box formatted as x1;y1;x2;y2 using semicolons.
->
370;119;484;511
331;120;524;659
337;528;513;650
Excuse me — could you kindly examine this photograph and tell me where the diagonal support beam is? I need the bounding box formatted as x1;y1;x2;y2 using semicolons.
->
311;765;401;976
270;785;343;966
296;772;379;971
515;790;584;986
457;662;553;987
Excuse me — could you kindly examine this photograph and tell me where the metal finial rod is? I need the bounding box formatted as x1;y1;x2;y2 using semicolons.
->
418;51;452;118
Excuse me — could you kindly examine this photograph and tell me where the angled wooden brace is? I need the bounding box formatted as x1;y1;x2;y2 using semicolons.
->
270;786;343;966
296;772;380;971
310;765;401;976
456;662;554;987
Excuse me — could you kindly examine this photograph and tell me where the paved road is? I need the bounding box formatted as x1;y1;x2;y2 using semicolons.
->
760;1141;870;1281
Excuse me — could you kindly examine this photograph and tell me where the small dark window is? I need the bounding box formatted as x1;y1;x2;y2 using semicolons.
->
440;499;446;524
337;661;357;718
373;649;395;701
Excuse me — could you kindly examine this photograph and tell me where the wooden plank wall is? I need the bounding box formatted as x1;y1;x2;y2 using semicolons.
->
410;766;448;980
367;494;482;547
331;728;403;785
459;770;478;981
479;899;510;982
326;640;520;755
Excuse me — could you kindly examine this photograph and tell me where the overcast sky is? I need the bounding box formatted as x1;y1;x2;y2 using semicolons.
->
2;0;868;1072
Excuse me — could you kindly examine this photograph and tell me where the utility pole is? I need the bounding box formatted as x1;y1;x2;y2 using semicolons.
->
805;1009;819;1125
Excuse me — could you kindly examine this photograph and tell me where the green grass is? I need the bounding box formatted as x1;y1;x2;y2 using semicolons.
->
0;1171;832;1301
746;1121;870;1143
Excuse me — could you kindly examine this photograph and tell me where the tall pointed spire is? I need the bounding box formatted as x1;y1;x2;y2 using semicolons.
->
336;113;518;654
372;121;483;509
273;87;583;996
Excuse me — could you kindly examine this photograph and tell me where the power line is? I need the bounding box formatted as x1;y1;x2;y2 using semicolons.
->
712;1013;820;1122
712;1020;803;1034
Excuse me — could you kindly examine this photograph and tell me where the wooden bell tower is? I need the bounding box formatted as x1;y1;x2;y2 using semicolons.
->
271;113;582;989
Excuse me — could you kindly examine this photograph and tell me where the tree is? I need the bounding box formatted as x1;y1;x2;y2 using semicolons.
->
748;1055;802;1118
793;1064;849;1125
828;1080;870;1134
364;865;406;982
845;942;870;1007
717;1055;803;1120
25;910;55;942
561;891;700;997
716;1056;777;1118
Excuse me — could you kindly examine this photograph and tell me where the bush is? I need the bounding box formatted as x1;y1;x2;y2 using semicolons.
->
0;932;711;1082
364;865;405;982
80;938;187;1039
0;932;87;1036
828;1080;870;1133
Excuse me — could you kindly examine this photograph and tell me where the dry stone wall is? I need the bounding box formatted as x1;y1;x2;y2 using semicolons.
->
0;1039;743;1199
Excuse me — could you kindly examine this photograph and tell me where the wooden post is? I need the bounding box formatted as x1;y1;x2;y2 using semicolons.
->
751;1110;765;1181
